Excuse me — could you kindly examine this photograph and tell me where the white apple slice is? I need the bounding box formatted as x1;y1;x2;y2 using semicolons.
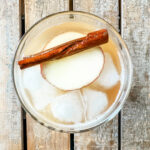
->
45;32;85;48
41;32;104;91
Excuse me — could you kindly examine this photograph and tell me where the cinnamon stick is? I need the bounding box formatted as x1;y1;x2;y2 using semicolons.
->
18;29;108;69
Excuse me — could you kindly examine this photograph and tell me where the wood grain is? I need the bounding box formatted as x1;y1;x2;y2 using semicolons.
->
0;0;22;149
27;118;70;150
121;0;150;149
24;0;70;150
73;0;119;149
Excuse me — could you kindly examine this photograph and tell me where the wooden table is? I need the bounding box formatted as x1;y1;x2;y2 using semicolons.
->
0;0;149;149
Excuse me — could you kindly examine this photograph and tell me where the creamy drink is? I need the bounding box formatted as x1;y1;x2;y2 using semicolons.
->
18;22;123;127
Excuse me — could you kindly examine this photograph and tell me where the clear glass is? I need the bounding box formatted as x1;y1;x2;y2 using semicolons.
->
13;11;133;133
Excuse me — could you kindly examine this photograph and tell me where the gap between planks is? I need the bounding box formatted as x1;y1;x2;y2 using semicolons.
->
20;0;27;149
118;0;122;149
69;0;75;150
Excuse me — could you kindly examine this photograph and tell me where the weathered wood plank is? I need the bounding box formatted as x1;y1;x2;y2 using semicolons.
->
74;0;119;30
27;118;70;150
24;0;70;149
0;0;22;149
73;0;119;149
122;1;150;149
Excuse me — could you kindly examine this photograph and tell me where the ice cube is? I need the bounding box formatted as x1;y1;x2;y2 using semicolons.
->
51;91;83;123
30;78;64;110
93;52;120;88
30;89;53;110
22;65;43;91
22;65;65;110
82;88;108;120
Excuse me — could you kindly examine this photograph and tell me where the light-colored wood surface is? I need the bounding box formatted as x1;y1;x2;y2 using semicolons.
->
0;0;22;149
121;0;150;149
0;0;150;149
73;0;119;149
24;0;70;150
27;118;70;150
74;0;119;30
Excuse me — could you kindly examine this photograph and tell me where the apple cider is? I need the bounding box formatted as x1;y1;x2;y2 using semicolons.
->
20;22;124;127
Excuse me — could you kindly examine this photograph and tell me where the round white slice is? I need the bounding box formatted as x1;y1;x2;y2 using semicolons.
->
41;32;104;91
46;32;85;48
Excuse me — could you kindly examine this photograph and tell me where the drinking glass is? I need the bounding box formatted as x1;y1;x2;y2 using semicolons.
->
13;11;133;132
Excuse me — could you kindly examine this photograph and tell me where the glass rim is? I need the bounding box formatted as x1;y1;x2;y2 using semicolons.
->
13;11;133;133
